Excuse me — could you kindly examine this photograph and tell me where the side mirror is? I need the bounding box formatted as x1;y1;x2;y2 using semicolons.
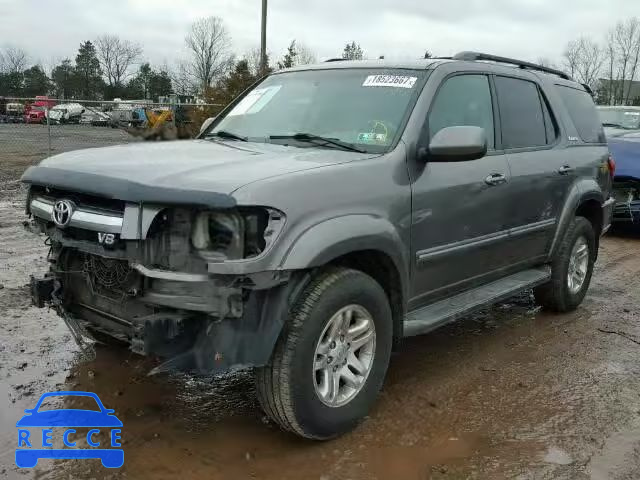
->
422;126;488;162
200;117;216;134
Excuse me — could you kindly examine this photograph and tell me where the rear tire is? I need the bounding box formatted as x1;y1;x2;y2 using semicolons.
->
255;267;393;439
535;216;596;312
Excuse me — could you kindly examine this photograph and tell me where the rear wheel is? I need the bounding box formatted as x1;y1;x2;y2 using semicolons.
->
535;216;596;312
255;267;393;439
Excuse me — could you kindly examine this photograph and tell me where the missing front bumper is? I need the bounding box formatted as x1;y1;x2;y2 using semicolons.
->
29;275;55;308
29;266;306;375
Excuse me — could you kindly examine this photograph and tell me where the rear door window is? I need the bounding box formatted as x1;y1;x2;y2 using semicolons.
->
556;85;606;144
494;76;548;149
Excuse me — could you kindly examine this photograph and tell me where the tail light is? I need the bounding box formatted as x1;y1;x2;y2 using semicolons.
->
607;154;616;178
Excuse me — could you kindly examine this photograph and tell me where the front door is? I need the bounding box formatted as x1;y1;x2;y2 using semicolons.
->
409;74;512;309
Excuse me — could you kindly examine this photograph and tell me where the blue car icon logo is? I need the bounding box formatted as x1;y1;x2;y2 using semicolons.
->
16;391;123;468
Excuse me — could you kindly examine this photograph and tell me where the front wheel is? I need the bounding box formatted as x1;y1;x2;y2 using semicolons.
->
255;267;393;439
535;216;596;312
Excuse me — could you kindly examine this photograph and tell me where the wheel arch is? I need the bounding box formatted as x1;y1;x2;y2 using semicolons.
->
280;215;409;343
550;181;604;260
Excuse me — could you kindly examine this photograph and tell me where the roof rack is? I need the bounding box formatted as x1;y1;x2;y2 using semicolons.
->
452;51;572;80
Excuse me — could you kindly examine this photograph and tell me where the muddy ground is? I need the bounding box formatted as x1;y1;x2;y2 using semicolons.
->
1;146;639;479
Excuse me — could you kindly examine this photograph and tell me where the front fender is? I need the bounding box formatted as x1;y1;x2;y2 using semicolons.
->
281;214;409;296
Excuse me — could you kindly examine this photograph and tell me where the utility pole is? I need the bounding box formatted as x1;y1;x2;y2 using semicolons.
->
260;0;268;74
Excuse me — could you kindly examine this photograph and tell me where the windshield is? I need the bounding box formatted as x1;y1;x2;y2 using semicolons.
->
598;108;640;130
206;68;427;153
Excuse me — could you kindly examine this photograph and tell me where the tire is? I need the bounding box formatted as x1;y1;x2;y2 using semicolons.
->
255;267;393;439
535;216;596;312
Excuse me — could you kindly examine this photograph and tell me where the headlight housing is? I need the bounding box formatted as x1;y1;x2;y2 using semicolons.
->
191;208;284;260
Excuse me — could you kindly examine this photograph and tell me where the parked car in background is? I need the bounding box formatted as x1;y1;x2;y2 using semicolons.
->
48;103;85;124
25;106;48;124
108;99;149;128
6;102;25;123
597;106;640;227
0;96;7;123
25;96;57;124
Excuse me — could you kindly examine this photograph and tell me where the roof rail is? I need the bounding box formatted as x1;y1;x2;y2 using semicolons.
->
452;51;572;80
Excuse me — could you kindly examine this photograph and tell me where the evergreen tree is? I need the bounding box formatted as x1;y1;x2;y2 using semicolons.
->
22;65;50;96
51;59;76;99
75;41;102;99
278;41;298;69
342;41;364;60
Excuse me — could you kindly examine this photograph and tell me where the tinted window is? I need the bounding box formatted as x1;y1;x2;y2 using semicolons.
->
541;93;558;144
495;76;547;149
557;86;606;143
429;75;495;149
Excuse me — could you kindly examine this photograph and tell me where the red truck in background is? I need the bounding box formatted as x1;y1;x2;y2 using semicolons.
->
25;96;57;124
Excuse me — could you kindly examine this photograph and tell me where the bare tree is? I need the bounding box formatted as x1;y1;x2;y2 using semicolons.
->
563;40;581;78
536;57;560;70
623;20;640;104
171;61;197;96
244;47;262;77
605;29;617;104
1;46;28;73
563;37;605;89
613;19;639;104
184;16;233;92
296;42;317;65
95;35;142;87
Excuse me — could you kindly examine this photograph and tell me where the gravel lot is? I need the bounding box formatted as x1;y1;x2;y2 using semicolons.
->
1;142;639;479
0;124;135;200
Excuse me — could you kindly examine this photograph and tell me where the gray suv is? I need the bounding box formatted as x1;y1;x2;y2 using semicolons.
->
24;52;614;439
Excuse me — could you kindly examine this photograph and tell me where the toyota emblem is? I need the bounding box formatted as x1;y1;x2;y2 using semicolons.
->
52;200;74;228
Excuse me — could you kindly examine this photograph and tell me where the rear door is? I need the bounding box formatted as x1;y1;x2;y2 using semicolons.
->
409;73;512;307
496;75;571;264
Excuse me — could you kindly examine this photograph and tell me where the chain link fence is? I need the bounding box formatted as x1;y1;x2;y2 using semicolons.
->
0;97;224;167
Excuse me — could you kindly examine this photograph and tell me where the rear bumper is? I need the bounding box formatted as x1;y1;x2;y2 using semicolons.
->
602;197;616;234
611;199;640;225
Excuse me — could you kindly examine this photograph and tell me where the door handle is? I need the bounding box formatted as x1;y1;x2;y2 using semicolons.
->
485;173;507;186
558;165;575;175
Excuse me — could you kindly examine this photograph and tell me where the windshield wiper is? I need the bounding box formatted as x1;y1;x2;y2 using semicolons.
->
270;133;366;153
603;122;624;128
207;130;248;141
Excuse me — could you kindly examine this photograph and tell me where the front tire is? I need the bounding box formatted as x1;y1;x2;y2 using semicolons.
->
255;267;393;439
535;216;596;312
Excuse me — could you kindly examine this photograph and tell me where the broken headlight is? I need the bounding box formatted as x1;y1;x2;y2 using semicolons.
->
191;209;283;259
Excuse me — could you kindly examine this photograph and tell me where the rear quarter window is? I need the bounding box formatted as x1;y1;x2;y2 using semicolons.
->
556;85;606;144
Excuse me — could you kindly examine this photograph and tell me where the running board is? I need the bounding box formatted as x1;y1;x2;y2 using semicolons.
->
403;266;551;337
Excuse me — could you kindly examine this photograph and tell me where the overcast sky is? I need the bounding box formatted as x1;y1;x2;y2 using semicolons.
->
2;0;639;71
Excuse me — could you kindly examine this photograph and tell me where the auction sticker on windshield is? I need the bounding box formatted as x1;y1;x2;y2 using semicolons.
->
363;75;417;88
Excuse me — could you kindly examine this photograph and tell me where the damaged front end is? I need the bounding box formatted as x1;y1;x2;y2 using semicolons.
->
26;185;298;375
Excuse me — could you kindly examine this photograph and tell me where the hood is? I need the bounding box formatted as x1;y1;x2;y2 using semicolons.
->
608;132;640;181
22;140;374;207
